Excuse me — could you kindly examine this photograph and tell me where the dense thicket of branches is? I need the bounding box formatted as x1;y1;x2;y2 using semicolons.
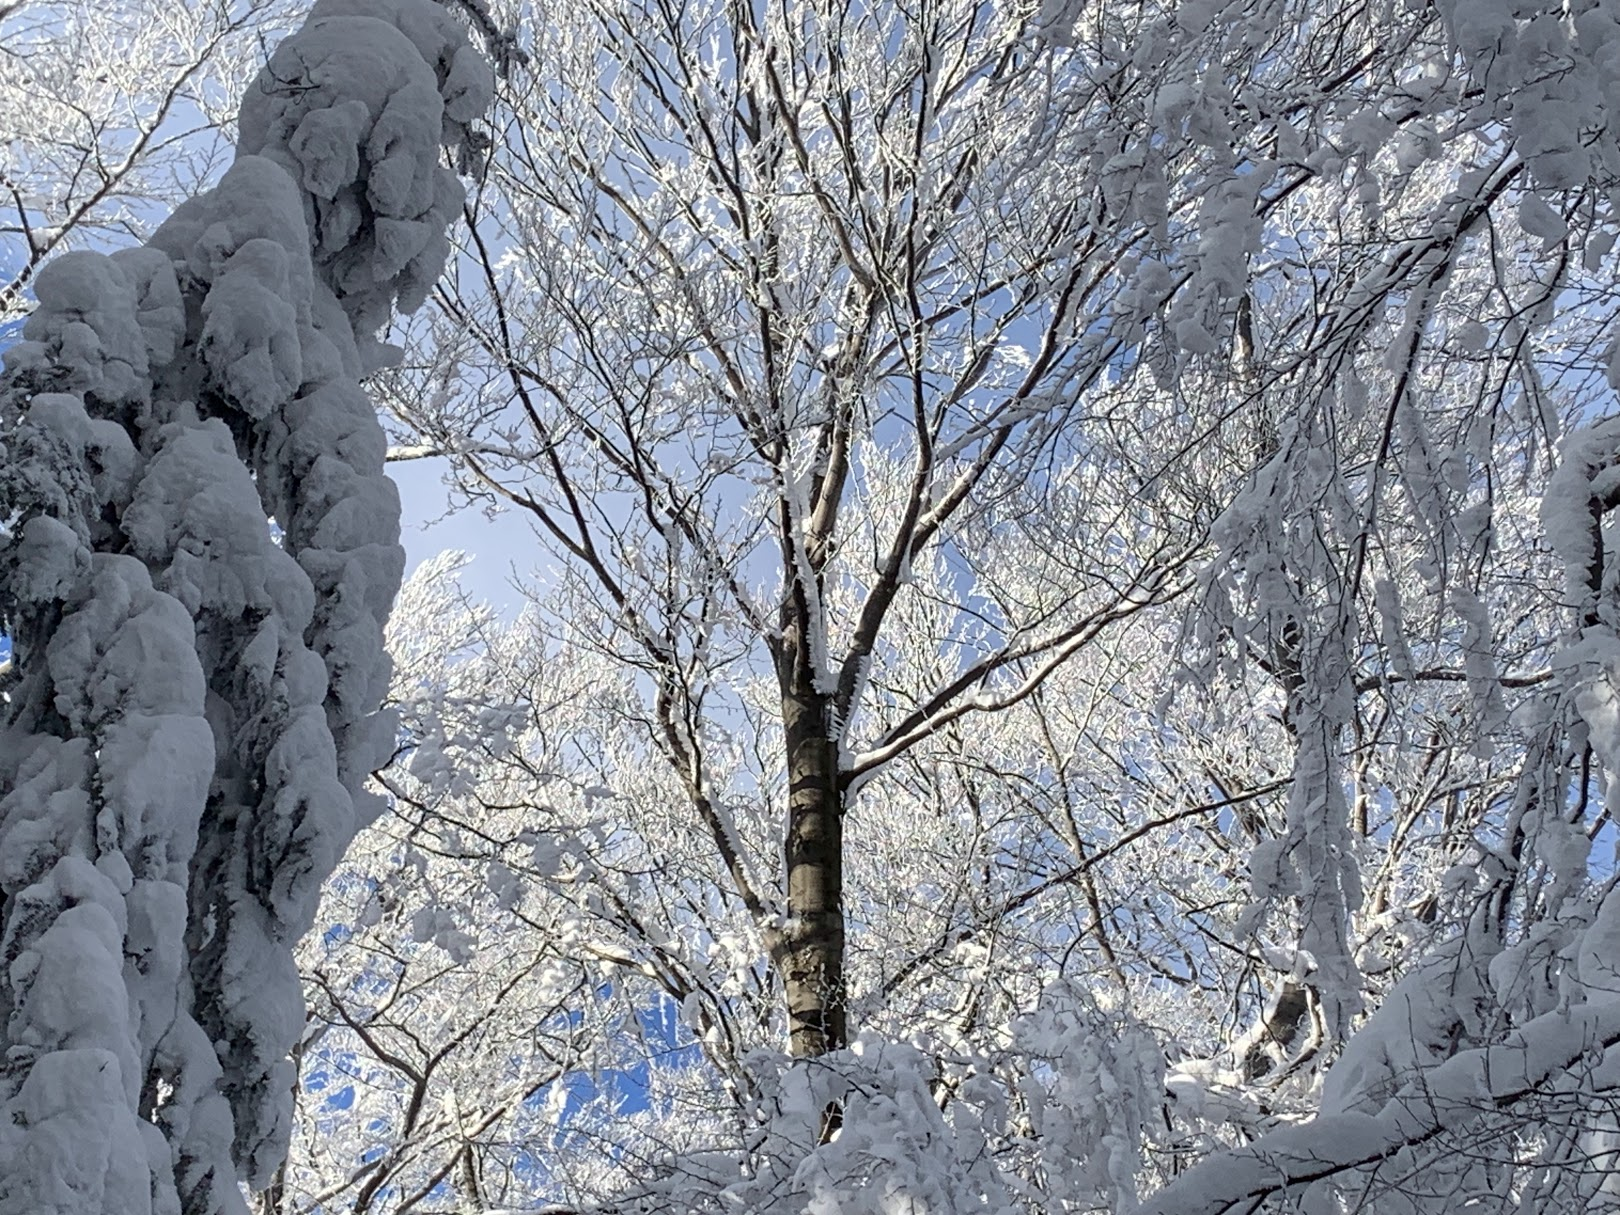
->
10;0;1620;1212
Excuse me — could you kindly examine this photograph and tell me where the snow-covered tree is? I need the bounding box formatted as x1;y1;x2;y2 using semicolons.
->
12;0;1620;1210
384;0;1236;1070
0;2;490;1211
313;0;1620;1210
1138;0;1620;1205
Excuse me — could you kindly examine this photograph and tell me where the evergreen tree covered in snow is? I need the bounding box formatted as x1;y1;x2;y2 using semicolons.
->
0;2;488;1211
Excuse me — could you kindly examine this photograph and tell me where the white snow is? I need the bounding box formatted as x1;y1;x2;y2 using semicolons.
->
0;0;490;1208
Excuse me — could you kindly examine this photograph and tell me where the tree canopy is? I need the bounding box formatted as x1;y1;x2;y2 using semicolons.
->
7;0;1620;1212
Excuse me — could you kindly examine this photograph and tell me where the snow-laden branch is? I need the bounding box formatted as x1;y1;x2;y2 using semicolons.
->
1143;997;1620;1215
849;568;1192;779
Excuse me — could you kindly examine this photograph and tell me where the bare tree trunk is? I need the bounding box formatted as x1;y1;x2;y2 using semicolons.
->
778;624;847;1059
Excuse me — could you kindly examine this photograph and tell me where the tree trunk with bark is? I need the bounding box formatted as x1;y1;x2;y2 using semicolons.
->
777;572;847;1058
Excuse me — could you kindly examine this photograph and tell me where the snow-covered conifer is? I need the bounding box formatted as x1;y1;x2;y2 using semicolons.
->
0;2;488;1210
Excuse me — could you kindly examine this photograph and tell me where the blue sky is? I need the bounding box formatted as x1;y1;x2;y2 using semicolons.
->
389;455;536;612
